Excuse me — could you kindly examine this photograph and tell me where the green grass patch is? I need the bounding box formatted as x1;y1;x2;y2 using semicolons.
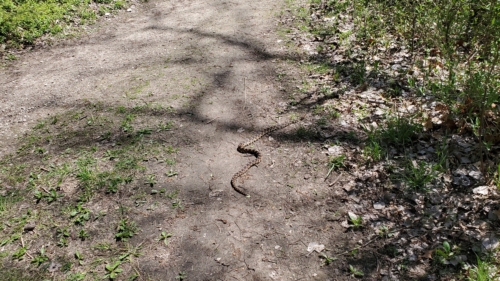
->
0;0;128;48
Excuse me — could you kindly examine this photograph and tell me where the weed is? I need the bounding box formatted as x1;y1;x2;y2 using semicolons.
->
70;203;90;225
115;219;137;241
104;261;123;280
57;227;70;247
166;190;179;199
121;114;135;133
171;199;183;209
325;155;346;179
93;242;111;251
164;158;176;166
363;138;382;161
166;169;178;177
159;232;173;246
46;188;64;203
145;174;156;187
378;225;395;238
175;272;187;280
66;272;86;281
78;229;89;241
12;246;26;260
380;116;422;148
434;138;450;172
466;256;498;281
348;212;363;228
75;251;84;265
434;241;462;266
157;121;174;131
165;145;178;154
403;160;437;191
31;247;48;266
320;253;337;266
349;265;364;277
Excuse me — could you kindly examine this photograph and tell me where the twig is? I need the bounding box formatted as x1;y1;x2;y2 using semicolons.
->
328;172;343;186
333;237;378;257
20;235;33;259
243;77;247;110
206;117;218;124
38;186;50;193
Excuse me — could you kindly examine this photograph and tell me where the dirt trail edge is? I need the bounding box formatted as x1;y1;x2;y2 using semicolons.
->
0;1;357;280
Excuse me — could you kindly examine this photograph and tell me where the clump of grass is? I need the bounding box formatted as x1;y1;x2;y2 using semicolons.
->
0;0;128;49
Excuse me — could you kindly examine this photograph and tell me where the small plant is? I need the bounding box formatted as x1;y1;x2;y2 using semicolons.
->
12;247;27;260
363;139;382;162
378;116;423;149
175;271;187;280
378;225;395;238
75;251;84;265
47;188;64;203
104;261;123;280
66;272;86;281
166;169;178;177
348;212;363;228
349;265;364;277
159;232;173;246
434;241;463;266
31;247;49;266
157;121;173;131
70;203;91;225
325;155;346;179
57;227;70;247
466;256;498;281
78;229;89;241
145;174;156;187
171;199;183;209
320;253;337;265
93;242;111;251
115;219;137;241
403;160;437;191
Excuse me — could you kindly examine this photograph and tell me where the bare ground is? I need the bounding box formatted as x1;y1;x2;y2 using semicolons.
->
0;0;375;280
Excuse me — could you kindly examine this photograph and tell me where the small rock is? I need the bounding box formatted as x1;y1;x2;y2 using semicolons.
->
460;157;471;164
482;236;499;251
105;12;110;17
307;242;325;253
23;223;36;233
127;8;132;12
469;170;482;181
304;174;311;180
472;186;489;195
373;202;385;210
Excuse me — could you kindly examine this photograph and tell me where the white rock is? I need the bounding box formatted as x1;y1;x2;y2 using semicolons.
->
307;242;325;253
472;186;489;195
373;202;386;210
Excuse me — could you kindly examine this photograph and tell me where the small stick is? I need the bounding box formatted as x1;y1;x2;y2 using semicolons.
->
328;172;343;186
243;77;247;110
206;117;218;124
333;237;378;257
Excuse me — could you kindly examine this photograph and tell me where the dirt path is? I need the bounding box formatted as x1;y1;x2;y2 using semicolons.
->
0;1;362;280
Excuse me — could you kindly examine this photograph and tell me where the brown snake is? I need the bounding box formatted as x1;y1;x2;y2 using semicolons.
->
231;117;301;196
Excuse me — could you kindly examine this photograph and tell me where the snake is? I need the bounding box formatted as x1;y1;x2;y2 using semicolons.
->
231;116;301;196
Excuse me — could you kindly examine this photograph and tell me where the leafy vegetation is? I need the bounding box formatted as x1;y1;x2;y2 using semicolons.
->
0;0;129;49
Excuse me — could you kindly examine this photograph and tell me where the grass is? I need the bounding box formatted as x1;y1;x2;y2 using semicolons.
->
0;102;181;279
0;0;129;49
